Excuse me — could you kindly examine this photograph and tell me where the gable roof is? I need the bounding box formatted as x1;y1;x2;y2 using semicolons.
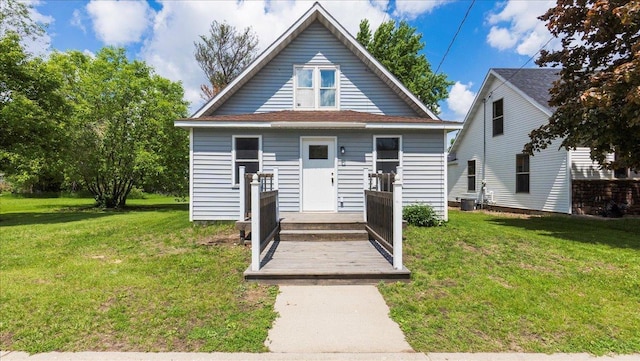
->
449;68;559;154
492;68;559;114
191;2;439;120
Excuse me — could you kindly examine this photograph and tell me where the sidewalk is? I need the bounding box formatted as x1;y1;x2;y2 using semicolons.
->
2;351;639;360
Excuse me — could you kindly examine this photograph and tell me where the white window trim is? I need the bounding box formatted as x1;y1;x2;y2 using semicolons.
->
467;159;476;192
293;65;340;110
231;135;263;187
373;135;403;173
492;98;504;137
515;153;530;194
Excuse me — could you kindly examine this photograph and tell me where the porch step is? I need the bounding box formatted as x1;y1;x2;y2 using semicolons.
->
280;221;366;231
279;229;369;242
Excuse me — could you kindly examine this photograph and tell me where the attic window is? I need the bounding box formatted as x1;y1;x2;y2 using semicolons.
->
294;66;338;110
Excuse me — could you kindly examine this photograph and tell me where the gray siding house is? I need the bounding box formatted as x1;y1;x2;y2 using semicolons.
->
448;68;639;215
176;3;461;222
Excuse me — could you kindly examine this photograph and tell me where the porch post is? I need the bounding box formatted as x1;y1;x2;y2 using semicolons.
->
251;174;261;271
273;167;279;190
273;167;280;221
239;166;246;221
393;175;403;270
363;168;369;222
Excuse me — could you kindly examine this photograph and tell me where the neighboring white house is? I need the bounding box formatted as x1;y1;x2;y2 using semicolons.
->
175;3;462;222
448;68;639;215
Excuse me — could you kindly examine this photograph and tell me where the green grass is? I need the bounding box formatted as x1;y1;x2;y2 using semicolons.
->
380;210;640;355
0;194;277;353
3;195;639;355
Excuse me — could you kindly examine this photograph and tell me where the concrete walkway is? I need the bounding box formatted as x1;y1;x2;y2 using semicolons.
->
265;285;413;353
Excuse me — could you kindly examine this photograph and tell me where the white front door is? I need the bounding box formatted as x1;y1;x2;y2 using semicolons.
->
301;137;336;212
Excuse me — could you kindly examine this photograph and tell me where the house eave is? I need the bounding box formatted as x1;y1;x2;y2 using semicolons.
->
174;120;462;131
191;2;438;120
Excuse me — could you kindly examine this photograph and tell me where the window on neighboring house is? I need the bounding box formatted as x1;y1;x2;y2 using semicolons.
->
516;154;530;193
374;136;400;173
294;66;338;109
614;153;629;178
493;98;504;136
467;160;476;192
233;136;261;185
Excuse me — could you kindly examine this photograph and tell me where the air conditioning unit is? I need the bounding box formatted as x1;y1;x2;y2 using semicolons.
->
461;198;475;211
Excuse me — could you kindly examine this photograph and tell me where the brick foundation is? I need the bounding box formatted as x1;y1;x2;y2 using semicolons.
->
572;180;640;216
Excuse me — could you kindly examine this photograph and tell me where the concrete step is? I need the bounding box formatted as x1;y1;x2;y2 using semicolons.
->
279;229;369;242
280;221;365;231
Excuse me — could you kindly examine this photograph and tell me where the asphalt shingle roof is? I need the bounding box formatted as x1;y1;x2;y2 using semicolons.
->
492;68;560;113
183;110;459;124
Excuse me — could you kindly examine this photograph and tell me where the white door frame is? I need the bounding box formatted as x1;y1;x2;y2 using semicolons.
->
299;136;338;212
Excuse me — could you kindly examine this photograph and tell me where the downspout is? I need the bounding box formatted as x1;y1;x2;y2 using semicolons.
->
481;92;492;208
481;98;487;208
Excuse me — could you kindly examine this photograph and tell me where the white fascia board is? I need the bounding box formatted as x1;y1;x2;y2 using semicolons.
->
174;120;462;131
365;123;463;131
175;121;272;129
315;6;439;120
448;71;494;154
490;70;553;117
191;4;320;118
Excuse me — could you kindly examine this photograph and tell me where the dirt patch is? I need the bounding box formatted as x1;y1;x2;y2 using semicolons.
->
197;230;240;246
458;241;496;256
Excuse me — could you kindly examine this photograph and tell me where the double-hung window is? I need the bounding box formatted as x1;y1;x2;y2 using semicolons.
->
294;66;338;109
516;154;530;193
233;136;261;186
374;136;401;173
493;98;504;136
467;160;476;192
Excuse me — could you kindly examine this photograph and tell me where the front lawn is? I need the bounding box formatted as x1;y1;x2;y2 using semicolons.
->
0;194;277;353
380;210;640;355
3;196;638;355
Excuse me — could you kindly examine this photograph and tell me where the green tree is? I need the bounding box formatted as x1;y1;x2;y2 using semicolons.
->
0;0;45;41
194;20;258;100
526;0;640;171
356;19;452;114
49;48;189;208
0;33;68;191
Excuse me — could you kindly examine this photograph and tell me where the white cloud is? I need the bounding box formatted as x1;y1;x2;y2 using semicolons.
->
140;0;388;111
394;0;451;20
446;81;476;120
70;9;86;33
485;0;560;56
487;26;517;50
86;0;155;45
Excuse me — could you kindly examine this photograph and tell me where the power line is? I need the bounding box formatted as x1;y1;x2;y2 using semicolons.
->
435;0;475;74
489;36;555;96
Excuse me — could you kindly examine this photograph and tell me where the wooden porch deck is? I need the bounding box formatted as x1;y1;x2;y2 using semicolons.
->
244;240;410;284
243;212;410;284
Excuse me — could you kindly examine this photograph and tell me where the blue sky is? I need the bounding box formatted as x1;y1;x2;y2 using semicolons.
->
28;0;558;122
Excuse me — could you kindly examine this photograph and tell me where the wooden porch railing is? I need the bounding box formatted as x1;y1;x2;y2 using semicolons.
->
365;190;393;250
259;190;278;249
250;174;280;272
364;171;403;270
239;167;277;220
